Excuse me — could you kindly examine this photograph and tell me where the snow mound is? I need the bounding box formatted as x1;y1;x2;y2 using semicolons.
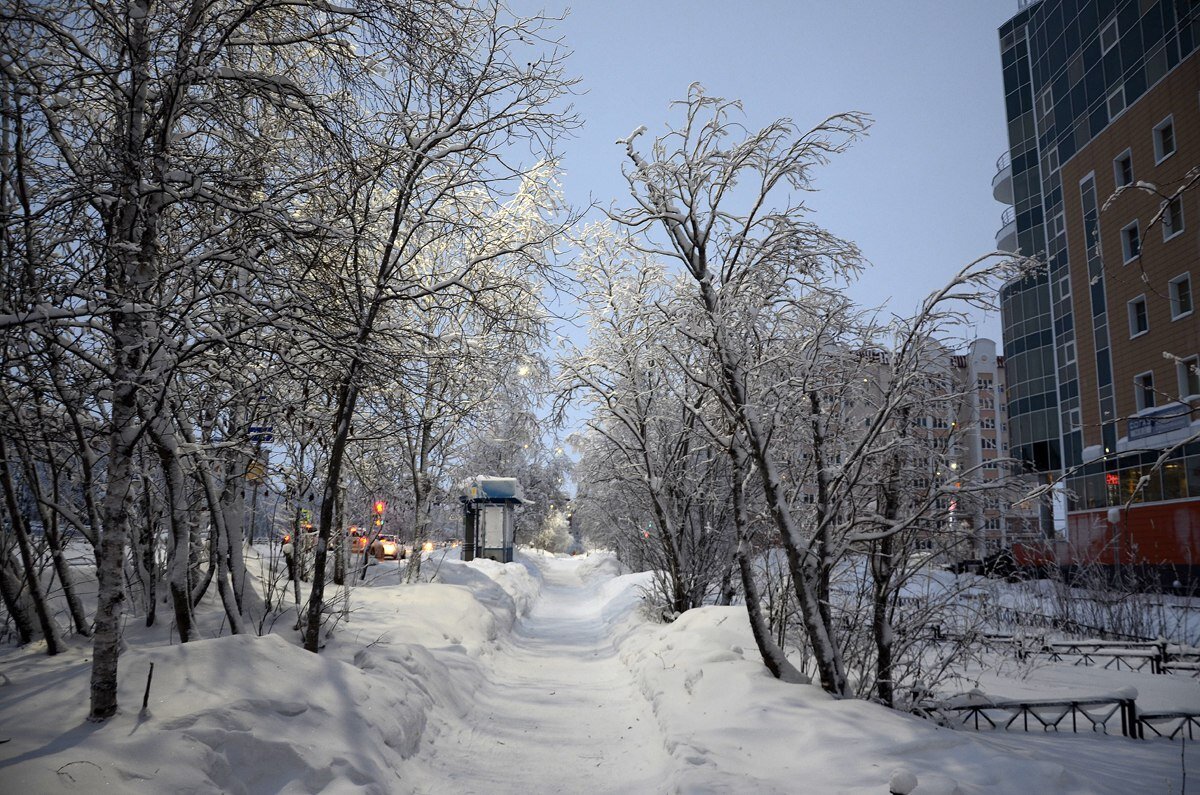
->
462;556;542;617
0;565;527;794
0;633;450;793
574;552;624;582
430;557;541;627
337;581;506;655
618;605;1105;794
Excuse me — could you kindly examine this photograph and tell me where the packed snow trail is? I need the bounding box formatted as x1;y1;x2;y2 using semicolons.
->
403;557;672;793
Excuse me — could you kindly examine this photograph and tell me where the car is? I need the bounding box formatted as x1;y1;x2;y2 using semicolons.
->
347;526;369;554
370;534;403;560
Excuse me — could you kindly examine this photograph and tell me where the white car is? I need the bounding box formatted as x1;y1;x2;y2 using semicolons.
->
370;535;403;560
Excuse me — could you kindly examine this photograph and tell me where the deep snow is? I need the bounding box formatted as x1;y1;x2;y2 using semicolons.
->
1;550;1198;793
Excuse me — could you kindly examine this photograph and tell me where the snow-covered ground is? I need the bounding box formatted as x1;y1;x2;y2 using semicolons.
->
1;550;1197;793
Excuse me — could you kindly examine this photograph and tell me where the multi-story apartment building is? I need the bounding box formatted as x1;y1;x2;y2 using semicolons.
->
951;339;1041;553
993;0;1200;583
841;340;1037;560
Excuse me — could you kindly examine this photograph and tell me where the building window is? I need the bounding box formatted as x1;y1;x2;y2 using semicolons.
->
1067;408;1082;430
1179;356;1200;398
1113;150;1133;187
1100;18;1119;53
1063;340;1076;364
1120;221;1140;262
1153;116;1175;163
1128;295;1149;337
1163;196;1184;240
1054;275;1072;302
1170;273;1193;319
1135;371;1156;411
1106;85;1126;120
1038;87;1053;119
1048;212;1065;239
977;377;993;390
932;417;949;429
981;417;996;429
982;438;997;450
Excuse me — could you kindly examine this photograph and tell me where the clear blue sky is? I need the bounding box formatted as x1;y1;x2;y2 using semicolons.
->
523;0;1023;346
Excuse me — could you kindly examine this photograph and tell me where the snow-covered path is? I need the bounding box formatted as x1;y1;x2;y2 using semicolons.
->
402;559;672;793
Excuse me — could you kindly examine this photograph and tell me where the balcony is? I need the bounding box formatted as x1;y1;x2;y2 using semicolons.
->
996;206;1018;253
992;151;1014;204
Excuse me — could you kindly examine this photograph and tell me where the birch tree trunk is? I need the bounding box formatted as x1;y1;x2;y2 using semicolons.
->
149;417;194;642
304;356;363;652
0;438;62;653
729;442;805;683
13;433;91;636
90;1;159;719
0;550;39;644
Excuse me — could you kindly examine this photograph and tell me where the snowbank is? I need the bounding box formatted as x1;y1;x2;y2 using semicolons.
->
4;552;1197;793
574;552;625;582
0;556;540;794
613;594;1196;794
437;554;542;620
0;633;453;793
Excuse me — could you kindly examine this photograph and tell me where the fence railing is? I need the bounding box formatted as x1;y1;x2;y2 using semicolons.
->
973;630;1200;674
1139;712;1200;739
922;693;1200;740
987;605;1157;643
925;695;1139;737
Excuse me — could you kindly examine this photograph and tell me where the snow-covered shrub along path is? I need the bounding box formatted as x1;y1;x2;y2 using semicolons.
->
400;554;673;793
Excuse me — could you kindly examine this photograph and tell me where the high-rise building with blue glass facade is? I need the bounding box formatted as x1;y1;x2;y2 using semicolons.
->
993;0;1200;582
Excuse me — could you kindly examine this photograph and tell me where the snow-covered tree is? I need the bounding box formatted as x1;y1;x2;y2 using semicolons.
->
0;0;576;719
564;229;737;615
613;85;1022;697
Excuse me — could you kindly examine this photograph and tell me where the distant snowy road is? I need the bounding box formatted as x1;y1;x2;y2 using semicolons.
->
402;559;671;793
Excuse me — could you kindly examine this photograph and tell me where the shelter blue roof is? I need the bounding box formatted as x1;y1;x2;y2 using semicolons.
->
462;476;530;504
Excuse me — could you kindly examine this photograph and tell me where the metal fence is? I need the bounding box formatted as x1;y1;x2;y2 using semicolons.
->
927;695;1138;737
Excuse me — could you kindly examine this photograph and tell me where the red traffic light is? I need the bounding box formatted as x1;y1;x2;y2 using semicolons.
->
373;500;386;514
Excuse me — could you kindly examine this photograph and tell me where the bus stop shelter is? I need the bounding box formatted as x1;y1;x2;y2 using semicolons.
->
460;476;528;563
